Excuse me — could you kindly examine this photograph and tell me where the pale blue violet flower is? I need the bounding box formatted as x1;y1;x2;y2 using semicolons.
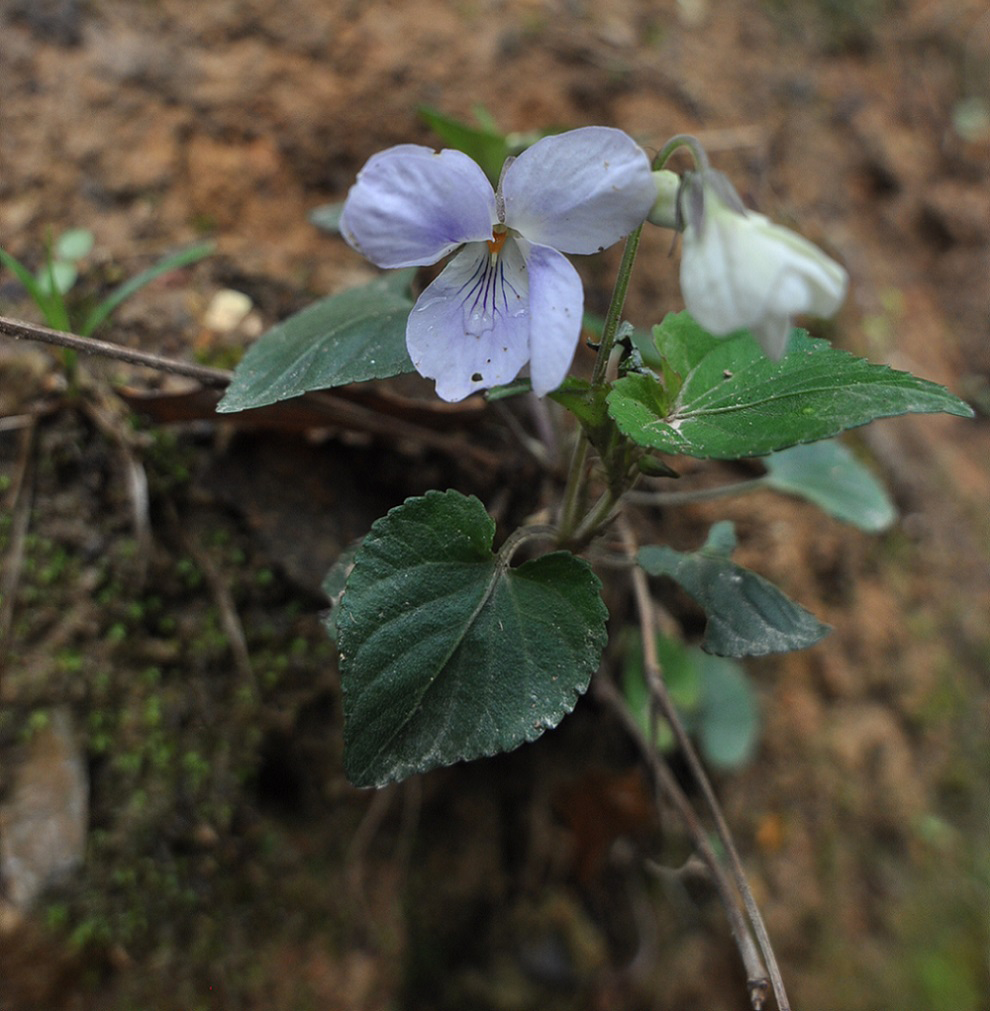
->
340;127;656;401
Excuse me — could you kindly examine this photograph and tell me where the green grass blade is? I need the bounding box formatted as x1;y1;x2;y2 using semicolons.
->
0;247;60;320
81;241;214;336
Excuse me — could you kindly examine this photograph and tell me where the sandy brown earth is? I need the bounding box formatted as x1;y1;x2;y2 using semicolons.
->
0;1;988;1009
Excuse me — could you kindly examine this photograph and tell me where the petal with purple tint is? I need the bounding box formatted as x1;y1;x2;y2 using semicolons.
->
406;240;531;402
500;127;655;254
521;241;585;397
340;145;497;269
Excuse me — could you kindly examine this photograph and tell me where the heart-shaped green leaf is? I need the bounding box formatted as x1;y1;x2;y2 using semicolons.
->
335;490;607;787
638;521;829;657
217;271;416;413
607;312;974;459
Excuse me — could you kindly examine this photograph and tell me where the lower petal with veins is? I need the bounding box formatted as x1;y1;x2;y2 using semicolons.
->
406;241;531;402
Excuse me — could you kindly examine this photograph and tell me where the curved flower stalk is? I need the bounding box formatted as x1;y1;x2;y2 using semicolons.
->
678;170;848;360
340;128;656;401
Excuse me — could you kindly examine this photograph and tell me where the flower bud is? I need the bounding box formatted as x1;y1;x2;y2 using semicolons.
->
646;169;681;230
679;170;848;360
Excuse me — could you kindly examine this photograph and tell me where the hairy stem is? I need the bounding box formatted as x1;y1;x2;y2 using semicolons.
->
558;225;645;541
570;488;619;545
590;226;643;388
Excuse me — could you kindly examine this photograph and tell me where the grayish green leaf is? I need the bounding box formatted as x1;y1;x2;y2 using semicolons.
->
638;521;830;657
696;652;759;769
764;440;897;532
37;261;77;297
309;202;344;235
217;271;416;414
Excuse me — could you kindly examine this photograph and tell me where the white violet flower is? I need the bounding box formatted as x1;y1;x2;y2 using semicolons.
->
678;170;849;360
340;127;656;401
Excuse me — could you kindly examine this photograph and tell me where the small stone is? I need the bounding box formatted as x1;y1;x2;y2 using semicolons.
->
203;289;255;333
0;708;88;910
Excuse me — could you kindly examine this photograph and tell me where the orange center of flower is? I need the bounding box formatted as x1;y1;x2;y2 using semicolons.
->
487;224;508;259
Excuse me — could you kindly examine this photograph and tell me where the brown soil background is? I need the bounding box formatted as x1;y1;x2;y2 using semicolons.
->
0;1;988;1009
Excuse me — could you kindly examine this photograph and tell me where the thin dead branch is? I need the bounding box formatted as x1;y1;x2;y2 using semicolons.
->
592;676;770;1010
0;315;231;387
617;516;789;1011
0;418;38;684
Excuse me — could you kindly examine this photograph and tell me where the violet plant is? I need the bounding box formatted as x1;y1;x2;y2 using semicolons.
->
216;119;972;1007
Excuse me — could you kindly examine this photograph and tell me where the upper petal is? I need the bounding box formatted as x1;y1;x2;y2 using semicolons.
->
340;145;497;269
679;212;749;336
406;241;531;402
500;127;655;254
521;242;584;397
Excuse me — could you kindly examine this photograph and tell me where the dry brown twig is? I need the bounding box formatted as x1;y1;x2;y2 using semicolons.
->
614;515;790;1011
0;314;504;469
0;419;38;683
0;314;231;388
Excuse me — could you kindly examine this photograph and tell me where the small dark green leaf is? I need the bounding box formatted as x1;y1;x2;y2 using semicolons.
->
419;106;512;186
54;228;94;262
549;378;610;431
637;521;830;657
308;202;344;234
608;312;974;459
217;271;416;414
37;260;77;297
637;454;679;478
336;490;607;787
764;440;897;531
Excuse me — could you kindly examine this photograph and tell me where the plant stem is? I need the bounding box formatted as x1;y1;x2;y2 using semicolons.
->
557;434;590;540
590;226;643;388
497;523;558;566
0;314;231;388
558;225;645;540
653;133;710;173
625;477;767;507
570;488;618;545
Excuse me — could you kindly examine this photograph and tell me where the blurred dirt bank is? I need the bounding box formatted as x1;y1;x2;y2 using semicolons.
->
0;1;988;1008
